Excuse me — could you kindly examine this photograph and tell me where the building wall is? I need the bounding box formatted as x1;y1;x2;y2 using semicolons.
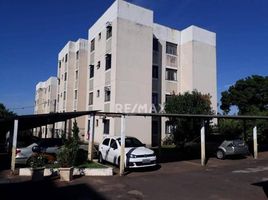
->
83;0;217;146
34;77;57;137
56;39;88;139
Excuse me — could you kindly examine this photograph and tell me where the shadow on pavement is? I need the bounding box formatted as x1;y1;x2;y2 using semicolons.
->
252;180;268;198
124;164;161;175
0;179;107;200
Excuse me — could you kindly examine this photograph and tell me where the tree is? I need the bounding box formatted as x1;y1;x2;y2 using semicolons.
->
165;90;214;146
0;103;16;119
58;120;80;167
220;75;268;115
220;75;268;143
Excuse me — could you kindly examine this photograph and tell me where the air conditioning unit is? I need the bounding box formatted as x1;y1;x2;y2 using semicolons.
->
106;21;112;27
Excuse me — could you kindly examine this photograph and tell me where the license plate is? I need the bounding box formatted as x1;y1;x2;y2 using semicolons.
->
142;159;151;164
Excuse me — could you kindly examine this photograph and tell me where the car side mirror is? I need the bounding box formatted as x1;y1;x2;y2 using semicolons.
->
32;145;41;153
142;143;146;147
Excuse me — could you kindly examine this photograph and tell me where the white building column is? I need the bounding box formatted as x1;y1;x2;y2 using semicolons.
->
253;126;258;159
11;119;18;173
200;120;206;166
88;114;95;161
120;115;126;176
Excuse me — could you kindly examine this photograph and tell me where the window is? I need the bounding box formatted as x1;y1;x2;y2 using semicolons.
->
76;50;79;60
98;32;101;40
165;94;172;103
58;61;61;68
90;39;95;52
152;65;158;79
63;92;66;100
74;90;78;100
48;86;51;92
110;139;117;149
57;94;59;102
97;61;101;69
165;69;177;81
75;70;78;80
64;72;67;81
104;86;111;102
105;54;111;70
96;119;99;127
102;138;110;146
89;92;93;105
103;119;110;134
58;78;60;85
152;93;158;107
65;53;68;62
89;65;94;78
166;42;177;55
153;38;159;51
106;25;112;39
97;90;100;97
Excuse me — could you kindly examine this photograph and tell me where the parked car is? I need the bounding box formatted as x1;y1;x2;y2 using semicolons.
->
216;139;249;159
16;138;63;165
98;136;157;168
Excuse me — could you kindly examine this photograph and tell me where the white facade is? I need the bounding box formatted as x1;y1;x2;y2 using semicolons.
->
56;39;88;139
34;76;57;137
85;0;217;146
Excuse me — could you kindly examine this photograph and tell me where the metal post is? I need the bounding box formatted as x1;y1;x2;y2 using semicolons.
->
52;123;55;138
64;120;67;136
200;121;206;166
120;115;126;176
88;114;95;161
253;126;258;159
45;125;48;138
11;119;18;173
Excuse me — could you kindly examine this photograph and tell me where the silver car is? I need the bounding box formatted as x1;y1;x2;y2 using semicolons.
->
216;139;249;159
16;138;63;165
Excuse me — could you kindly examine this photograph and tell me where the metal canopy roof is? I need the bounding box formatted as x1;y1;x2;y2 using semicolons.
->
1;111;268;132
0;111;98;131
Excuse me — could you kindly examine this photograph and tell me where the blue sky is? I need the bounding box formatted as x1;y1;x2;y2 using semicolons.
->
0;0;267;115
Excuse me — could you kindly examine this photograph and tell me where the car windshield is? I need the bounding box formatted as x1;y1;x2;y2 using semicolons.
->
117;137;143;148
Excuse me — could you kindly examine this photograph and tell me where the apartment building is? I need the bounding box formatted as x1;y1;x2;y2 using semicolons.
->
34;76;57;137
85;0;217;146
56;39;88;139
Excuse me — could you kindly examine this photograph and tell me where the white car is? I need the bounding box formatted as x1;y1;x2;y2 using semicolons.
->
98;136;157;168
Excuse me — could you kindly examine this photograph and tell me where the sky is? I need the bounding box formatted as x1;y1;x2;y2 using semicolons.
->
0;0;267;115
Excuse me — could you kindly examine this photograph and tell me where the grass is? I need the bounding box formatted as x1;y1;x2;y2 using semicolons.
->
45;161;107;169
76;161;107;169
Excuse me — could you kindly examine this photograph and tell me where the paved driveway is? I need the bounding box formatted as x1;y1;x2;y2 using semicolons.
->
1;152;268;200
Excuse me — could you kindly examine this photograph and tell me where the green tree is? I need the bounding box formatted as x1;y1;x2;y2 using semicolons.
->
220;75;268;115
58;120;80;167
165;90;214;146
0;103;16;119
220;75;268;143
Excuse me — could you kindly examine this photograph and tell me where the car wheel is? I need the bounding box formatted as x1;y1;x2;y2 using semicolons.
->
98;153;105;164
216;149;225;159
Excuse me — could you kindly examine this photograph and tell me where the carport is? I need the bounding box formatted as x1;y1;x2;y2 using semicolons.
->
3;111;98;173
4;111;268;176
88;112;268;176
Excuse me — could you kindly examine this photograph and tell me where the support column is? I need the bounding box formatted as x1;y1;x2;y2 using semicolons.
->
200;121;206;166
64;120;67;137
52;123;55;138
45;125;48;138
88;114;95;161
253;126;258;159
11;119;18;173
120;115;126;176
